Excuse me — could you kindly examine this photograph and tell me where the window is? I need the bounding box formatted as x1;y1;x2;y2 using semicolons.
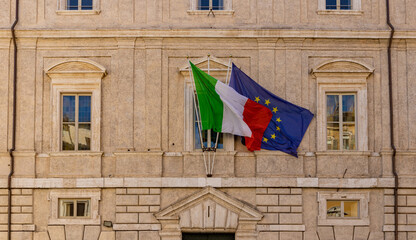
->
66;0;93;10
59;199;91;218
318;192;369;225
183;233;235;240
312;59;373;152
198;0;223;10
62;94;92;151
317;0;361;13
49;189;100;225
56;0;100;14
180;57;233;151
326;0;351;10
326;94;356;150
327;200;359;218
188;0;233;14
46;59;106;153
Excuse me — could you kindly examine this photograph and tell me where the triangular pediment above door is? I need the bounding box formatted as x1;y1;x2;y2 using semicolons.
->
155;187;262;230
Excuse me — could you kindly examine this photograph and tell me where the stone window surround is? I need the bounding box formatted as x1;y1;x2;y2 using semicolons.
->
48;189;101;225
187;0;234;15
312;59;374;153
317;192;369;226
180;57;235;152
317;0;363;15
56;0;101;15
46;59;107;153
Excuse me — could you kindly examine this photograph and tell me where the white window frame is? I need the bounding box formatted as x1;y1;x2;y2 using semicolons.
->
59;198;91;218
49;189;100;225
325;93;357;151
312;59;373;153
57;0;101;15
318;192;369;226
61;93;92;151
317;0;362;14
46;59;106;153
188;0;234;15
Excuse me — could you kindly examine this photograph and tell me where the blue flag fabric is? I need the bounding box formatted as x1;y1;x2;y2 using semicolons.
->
229;63;314;157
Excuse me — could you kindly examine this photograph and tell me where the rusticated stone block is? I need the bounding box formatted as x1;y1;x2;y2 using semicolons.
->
139;231;160;240
256;195;279;206
116;195;138;206
116;213;138;223
127;206;149;213
268;206;290;213
139;213;159;223
279;195;302;206
279;213;302;224
127;188;149;195
268;188;290;194
279;232;303;240
84;226;101;240
333;226;353;240
116;231;138;240
66;225;84;240
48;226;65;240
139;195;160;205
258;232;279;240
317;227;334;240
99;231;115;240
353;227;369;240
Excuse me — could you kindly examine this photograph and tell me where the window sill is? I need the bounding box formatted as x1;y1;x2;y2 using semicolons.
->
315;151;370;156
317;10;363;15
56;10;101;15
49;151;103;157
187;10;234;15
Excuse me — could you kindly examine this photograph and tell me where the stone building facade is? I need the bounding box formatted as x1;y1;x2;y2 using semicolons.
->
0;0;415;239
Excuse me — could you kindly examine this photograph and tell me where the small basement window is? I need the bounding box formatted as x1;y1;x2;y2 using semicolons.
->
59;199;91;218
327;200;359;218
182;233;235;240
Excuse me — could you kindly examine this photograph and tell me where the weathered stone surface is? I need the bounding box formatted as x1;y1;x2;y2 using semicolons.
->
279;195;302;206
116;195;139;206
333;226;353;240
139;195;160;206
256;195;279;206
115;231;138;240
116;213;139;223
279;232;303;240
65;225;84;240
258;232;279;240
83;226;101;240
317;227;334;240
48;226;65;240
138;231;160;240
98;231;115;240
279;213;302;224
34;232;50;240
353;227;369;240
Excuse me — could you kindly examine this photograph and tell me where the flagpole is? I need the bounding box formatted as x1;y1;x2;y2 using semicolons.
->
207;55;212;177
188;60;209;176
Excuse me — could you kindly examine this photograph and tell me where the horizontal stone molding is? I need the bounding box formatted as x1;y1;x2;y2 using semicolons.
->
113;224;161;231
0;224;36;231
383;225;416;232
257;225;305;232
0;177;396;189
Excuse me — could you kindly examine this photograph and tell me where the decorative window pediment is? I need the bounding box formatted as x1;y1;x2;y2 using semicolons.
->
155;187;262;239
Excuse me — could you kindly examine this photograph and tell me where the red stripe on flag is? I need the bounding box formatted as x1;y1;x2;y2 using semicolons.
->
243;99;273;151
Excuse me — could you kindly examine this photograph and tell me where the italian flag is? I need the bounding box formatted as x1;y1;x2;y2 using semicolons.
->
190;62;272;151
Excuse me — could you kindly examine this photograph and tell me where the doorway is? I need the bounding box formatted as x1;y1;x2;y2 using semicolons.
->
182;233;235;240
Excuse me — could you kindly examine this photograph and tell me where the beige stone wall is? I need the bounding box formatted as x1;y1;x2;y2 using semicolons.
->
0;0;415;239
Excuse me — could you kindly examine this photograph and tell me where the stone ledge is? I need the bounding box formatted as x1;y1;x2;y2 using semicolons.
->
0;224;35;231
383;225;416;232
2;177;396;189
257;225;305;232
112;224;161;231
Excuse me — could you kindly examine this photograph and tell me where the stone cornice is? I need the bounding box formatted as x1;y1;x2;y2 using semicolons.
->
0;177;397;189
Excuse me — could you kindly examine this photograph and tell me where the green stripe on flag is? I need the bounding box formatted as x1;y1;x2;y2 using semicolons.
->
190;62;224;132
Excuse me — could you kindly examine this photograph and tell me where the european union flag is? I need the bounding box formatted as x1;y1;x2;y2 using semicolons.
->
229;63;314;157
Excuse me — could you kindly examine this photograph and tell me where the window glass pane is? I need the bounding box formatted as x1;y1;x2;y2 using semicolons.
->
326;0;337;9
198;0;210;10
63;96;76;122
327;123;340;150
76;200;90;216
81;0;93;10
342;95;355;122
340;0;352;10
60;200;74;217
78;124;91;150
344;201;359;217
78;96;91;122
327;200;342;217
210;131;223;149
212;0;224;10
67;0;78;10
62;123;76;150
342;124;355;150
326;95;339;122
